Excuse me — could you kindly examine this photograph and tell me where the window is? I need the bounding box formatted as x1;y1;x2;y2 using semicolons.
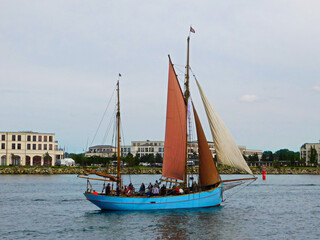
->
33;136;36;141
1;135;5;141
44;136;47;142
12;143;15;149
38;136;42;142
49;136;53;142
49;144;52;150
18;135;21;141
27;135;31;141
33;144;36;150
38;144;42;150
12;135;16;141
44;144;47;150
27;144;31;150
128;148;131;153
1;143;5;149
17;144;21;150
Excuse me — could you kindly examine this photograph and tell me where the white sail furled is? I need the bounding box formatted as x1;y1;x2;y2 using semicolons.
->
195;80;253;175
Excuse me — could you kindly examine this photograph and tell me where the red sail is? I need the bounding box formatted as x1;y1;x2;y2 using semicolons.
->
193;104;220;186
162;58;187;180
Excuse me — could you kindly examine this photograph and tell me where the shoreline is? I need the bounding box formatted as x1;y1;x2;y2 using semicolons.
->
0;166;319;175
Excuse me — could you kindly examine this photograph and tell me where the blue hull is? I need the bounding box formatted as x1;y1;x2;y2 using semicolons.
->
84;183;223;211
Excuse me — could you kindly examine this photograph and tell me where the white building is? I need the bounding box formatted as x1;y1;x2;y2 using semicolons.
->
300;143;320;166
85;140;262;161
0;131;64;166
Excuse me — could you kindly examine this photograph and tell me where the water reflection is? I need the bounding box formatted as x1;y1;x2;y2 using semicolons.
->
81;207;226;239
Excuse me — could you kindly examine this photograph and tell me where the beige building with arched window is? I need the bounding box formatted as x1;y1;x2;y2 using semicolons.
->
0;131;64;166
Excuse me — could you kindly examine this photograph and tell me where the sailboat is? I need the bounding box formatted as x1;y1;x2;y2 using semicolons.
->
78;33;256;211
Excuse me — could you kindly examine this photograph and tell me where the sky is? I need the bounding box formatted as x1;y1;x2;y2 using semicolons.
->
1;1;319;153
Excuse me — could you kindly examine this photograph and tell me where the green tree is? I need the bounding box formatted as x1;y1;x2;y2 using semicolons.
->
43;152;52;166
274;149;297;166
247;153;259;162
261;151;274;161
11;153;19;166
140;154;155;165
134;154;140;166
310;147;318;166
155;153;163;163
124;153;135;167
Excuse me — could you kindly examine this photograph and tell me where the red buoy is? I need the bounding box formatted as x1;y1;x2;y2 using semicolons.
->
262;165;266;180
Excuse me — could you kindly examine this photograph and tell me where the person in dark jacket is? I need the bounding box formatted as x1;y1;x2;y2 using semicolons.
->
106;183;111;195
139;183;145;195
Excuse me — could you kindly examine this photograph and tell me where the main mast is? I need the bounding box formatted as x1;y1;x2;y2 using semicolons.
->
184;36;190;186
116;79;121;187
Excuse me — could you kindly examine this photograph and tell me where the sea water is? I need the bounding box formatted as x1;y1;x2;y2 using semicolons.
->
0;174;319;239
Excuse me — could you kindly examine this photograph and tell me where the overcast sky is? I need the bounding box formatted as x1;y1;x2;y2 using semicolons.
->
1;1;319;153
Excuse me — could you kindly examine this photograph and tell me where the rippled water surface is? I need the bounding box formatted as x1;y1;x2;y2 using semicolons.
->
0;174;319;239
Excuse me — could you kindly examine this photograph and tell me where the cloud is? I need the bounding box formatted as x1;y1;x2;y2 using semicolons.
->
313;86;320;91
240;94;260;103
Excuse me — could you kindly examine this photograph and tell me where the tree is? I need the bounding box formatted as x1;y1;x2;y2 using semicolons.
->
310;147;318;166
43;152;52;166
274;149;297;166
11;153;19;166
124;153;135;167
134;154;140;166
155;153;163;163
247;153;259;162
261;151;274;161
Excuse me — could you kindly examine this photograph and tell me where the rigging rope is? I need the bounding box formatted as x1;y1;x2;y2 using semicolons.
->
90;87;116;146
102;106;117;144
222;178;256;202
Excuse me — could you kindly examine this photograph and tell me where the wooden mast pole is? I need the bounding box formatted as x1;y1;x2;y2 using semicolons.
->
184;36;190;187
116;76;121;187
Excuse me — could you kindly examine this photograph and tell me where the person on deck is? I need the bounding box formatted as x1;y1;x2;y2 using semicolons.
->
116;184;120;196
128;183;135;193
175;186;180;195
152;185;159;196
148;182;153;191
160;184;166;196
105;183;111;195
139;183;145;195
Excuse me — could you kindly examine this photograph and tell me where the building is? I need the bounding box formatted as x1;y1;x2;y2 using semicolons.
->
300;143;320;166
0;131;64;166
85;140;262;162
85;145;116;158
238;146;263;160
131;140;164;157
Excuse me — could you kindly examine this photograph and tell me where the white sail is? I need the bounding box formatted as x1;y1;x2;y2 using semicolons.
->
195;80;253;175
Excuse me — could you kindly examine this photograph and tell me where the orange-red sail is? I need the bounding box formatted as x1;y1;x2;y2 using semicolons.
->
162;57;187;180
193;103;220;186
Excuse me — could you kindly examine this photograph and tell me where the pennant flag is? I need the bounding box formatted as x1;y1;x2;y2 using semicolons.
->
190;26;195;33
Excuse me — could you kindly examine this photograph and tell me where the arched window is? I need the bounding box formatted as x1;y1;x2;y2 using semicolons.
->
1;155;6;165
33;156;41;166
